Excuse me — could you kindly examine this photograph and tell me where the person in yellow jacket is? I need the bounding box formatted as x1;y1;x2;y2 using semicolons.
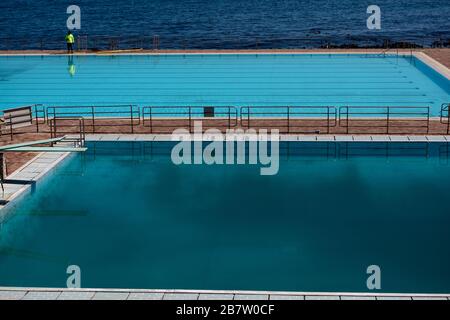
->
65;31;75;54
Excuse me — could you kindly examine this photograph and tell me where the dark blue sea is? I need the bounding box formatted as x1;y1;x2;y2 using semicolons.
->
0;0;449;49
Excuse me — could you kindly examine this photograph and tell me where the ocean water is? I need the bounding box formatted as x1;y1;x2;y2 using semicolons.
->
1;141;450;293
0;0;449;49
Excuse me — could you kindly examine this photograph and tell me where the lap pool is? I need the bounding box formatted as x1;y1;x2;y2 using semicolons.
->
1;141;450;293
0;54;449;115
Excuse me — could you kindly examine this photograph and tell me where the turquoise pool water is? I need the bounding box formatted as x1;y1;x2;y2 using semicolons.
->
1;141;450;293
0;54;449;115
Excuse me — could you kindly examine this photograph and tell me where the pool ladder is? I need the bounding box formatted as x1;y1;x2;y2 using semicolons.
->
377;47;399;57
49;117;86;147
440;103;450;134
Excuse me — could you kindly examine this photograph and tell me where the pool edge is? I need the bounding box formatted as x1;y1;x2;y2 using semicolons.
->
0;286;449;300
414;51;450;80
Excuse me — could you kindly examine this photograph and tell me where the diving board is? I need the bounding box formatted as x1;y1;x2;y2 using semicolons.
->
0;137;65;151
0;136;86;153
3;146;87;152
0;136;87;182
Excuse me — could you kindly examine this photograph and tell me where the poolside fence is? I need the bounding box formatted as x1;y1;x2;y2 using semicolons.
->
2;104;450;140
0;35;449;51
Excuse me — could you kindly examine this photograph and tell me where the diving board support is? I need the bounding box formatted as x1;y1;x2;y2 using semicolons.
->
0;153;5;196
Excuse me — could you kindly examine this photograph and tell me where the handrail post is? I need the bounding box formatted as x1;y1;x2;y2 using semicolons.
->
79;118;82;146
91;106;95;133
34;104;39;133
52;117;57;144
228;107;231;131
189;107;192;133
239;107;242;128
426;106;430;134
130;104;134;134
447;104;450;135
9;114;13;140
342;107;349;135
287;106;290;134
49;119;53;140
346;106;350;134
327;106;330;134
386;107;390;134
149;107;153;134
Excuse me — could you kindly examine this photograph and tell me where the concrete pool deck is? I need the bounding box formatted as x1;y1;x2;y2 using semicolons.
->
80;133;450;142
0;287;448;300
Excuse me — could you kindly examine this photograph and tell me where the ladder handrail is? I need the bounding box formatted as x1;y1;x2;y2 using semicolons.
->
49;116;86;147
440;103;450;134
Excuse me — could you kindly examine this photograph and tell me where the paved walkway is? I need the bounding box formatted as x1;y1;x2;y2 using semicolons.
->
0;287;449;300
81;133;450;142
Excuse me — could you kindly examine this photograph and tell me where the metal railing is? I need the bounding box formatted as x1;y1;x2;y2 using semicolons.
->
240;106;337;134
1;35;448;51
338;106;430;134
46;105;140;133
142;106;238;133
1;104;45;140
49;117;86;147
2;104;448;138
440;103;450;134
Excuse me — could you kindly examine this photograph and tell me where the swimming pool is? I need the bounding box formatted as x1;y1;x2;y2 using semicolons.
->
1;141;450;293
0;54;448;116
